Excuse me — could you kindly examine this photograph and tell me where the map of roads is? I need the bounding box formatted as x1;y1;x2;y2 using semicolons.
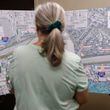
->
0;10;36;95
0;8;110;95
66;8;110;94
0;10;75;95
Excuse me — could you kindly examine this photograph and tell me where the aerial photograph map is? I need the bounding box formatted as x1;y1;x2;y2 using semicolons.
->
66;8;110;94
0;10;36;95
0;7;110;95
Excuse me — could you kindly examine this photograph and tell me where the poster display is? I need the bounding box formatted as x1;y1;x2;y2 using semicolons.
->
66;8;110;94
1;7;110;95
0;10;36;95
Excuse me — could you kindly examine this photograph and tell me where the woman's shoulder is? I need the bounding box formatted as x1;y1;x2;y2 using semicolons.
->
14;44;31;52
63;50;81;63
62;50;82;70
14;44;38;53
12;44;39;59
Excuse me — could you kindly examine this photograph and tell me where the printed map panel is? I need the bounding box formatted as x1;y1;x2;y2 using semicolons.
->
1;8;110;95
66;8;110;94
0;10;36;95
0;10;74;95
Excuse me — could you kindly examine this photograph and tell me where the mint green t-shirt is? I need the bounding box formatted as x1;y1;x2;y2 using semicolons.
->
8;44;88;110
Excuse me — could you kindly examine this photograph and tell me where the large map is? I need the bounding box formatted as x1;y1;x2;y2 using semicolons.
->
0;10;75;96
66;8;110;94
0;10;36;95
1;8;110;95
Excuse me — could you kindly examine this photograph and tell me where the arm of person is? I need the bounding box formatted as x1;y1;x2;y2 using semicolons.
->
6;52;17;94
75;89;88;106
7;68;15;94
74;61;88;106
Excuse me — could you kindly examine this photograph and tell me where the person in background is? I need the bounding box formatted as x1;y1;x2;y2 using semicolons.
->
8;2;88;110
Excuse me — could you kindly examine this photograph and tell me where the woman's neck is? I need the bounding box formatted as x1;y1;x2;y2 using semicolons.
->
33;36;47;46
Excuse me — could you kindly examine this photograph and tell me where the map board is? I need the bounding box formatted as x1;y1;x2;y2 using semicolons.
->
66;8;110;94
0;10;36;95
0;10;74;95
1;8;110;95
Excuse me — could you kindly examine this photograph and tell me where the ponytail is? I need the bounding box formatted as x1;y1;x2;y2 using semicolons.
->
41;28;64;67
35;2;65;66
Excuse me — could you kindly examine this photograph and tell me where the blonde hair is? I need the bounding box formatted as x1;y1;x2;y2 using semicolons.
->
35;2;65;67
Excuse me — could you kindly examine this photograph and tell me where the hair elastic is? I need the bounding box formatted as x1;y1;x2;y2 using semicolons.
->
48;21;62;33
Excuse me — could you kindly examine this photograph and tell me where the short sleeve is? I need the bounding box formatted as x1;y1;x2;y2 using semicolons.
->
76;62;88;92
